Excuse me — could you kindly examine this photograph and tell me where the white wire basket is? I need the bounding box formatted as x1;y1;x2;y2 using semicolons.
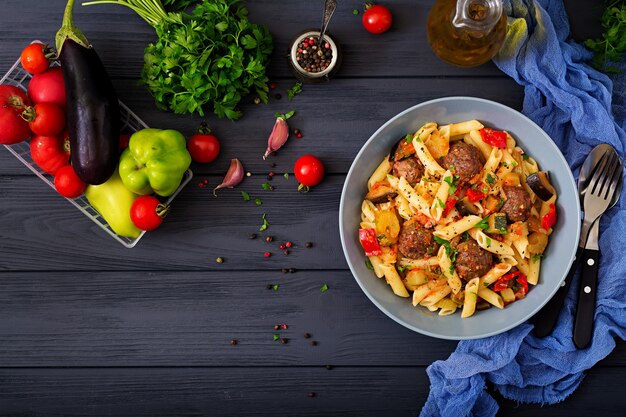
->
1;53;193;248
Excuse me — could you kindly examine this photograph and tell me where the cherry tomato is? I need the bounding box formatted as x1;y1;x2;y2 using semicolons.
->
20;43;52;75
0;85;31;145
294;154;325;190
130;196;170;231
188;125;220;163
54;165;86;198
28;67;66;107
362;4;393;34
21;102;65;136
30;132;71;175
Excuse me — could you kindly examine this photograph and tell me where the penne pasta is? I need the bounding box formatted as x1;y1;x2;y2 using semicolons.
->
412;125;446;176
433;215;482;241
437;297;458;316
482;147;503;180
477;287;504;309
527;254;541;285
468;129;493;161
369;256;385;278
468;228;514;256
361;200;377;222
368;156;392;189
394;194;414;220
479;262;512;287
438;245;462;294
421;285;452;307
398;257;440;269
397;176;432;217
430;170;452;221
461;278;480;318
380;264;410;297
444;120;484;137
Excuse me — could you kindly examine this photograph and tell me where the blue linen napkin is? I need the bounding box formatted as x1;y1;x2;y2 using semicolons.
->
420;1;626;416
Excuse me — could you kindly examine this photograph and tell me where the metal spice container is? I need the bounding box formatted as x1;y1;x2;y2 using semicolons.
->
287;29;342;83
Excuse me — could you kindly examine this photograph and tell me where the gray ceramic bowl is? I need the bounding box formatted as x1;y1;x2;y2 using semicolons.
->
339;97;580;340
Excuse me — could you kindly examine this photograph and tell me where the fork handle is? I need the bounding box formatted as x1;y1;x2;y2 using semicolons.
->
573;248;599;349
533;246;583;338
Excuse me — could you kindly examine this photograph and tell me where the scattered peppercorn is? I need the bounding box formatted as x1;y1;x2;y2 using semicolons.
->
296;36;333;73
269;185;275;191
268;171;275;177
280;323;288;330
254;97;261;105
289;268;297;273
279;244;286;250
246;172;252;177
216;257;224;263
296;132;303;139
275;93;282;100
281;268;289;274
266;284;273;290
249;233;257;239
325;365;333;370
305;242;313;248
266;236;274;243
308;392;316;398
271;162;277;168
280;338;288;344
304;333;311;339
230;339;238;345
283;250;290;255
269;81;277;89
285;241;293;248
267;175;273;181
294;129;301;135
310;341;318;346
264;252;271;258
274;324;280;330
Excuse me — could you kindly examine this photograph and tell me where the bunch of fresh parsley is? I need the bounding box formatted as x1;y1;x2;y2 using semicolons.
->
584;0;626;73
141;0;273;120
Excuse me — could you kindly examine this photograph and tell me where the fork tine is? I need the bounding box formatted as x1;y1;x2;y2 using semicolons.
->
599;152;620;199
589;151;612;195
605;156;624;201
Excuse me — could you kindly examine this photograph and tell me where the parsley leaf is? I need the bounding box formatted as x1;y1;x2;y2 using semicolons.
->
254;198;262;206
283;173;289;179
405;133;413;144
475;217;490;230
437;198;446;209
532;254;544;263
273;333;280;341
434;236;458;263
522;154;530;161
365;260;374;270
241;191;250;201
584;1;626;73
320;284;329;292
262;182;271;190
485;237;492;248
287;82;303;101
397;265;411;273
259;213;269;231
486;173;496;185
444;175;458;195
273;284;279;291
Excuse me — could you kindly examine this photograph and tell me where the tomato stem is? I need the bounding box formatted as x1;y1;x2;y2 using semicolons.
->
156;203;171;219
197;121;212;135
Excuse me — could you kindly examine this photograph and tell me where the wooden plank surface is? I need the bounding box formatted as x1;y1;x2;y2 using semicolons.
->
1;0;624;416
1;367;625;417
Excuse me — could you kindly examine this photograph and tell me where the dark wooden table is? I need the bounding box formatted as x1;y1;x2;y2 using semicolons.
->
1;1;623;416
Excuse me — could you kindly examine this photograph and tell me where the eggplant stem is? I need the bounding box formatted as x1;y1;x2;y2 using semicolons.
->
56;0;91;54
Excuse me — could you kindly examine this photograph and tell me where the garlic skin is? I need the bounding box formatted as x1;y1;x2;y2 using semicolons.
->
263;111;295;160
213;158;244;196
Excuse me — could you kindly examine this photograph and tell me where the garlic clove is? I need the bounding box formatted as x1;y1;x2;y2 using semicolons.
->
263;110;295;160
213;158;244;196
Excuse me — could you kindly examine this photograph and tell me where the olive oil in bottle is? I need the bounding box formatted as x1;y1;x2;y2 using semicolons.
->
427;0;507;67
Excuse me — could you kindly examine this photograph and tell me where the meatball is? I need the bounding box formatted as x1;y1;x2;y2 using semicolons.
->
501;186;532;222
397;221;440;259
393;156;424;186
442;141;484;182
455;239;494;281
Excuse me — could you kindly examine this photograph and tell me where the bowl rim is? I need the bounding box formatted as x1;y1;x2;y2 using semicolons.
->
339;96;581;340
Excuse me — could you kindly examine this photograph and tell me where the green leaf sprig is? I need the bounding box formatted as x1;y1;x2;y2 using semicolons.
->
584;0;626;73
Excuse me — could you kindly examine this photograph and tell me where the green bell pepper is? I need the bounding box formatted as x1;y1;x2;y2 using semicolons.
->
85;170;142;239
119;128;191;197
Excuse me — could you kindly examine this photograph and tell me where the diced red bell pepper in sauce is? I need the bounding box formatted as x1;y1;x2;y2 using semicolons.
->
480;128;507;149
541;203;557;230
359;228;382;256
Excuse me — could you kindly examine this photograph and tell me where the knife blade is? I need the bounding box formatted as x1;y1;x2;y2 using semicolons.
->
573;218;600;348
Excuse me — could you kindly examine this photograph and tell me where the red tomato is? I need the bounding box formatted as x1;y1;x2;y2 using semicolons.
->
22;102;65;136
466;187;487;202
188;132;221;163
54;165;86;198
20;43;52;75
362;4;393;34
359;228;382;256
28;67;66;107
541;203;557;230
480;128;507;148
294;154;325;189
130;196;170;231
119;133;131;150
30;133;71;175
0;85;31;145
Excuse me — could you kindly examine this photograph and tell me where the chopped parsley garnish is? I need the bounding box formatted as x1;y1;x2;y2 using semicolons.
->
437;198;446;209
486;173;496;185
444;175;458;195
287;82;303;101
261;182;271;190
405;133;413;144
273;333;280;341
273;284;279;291
499;227;508;234
522;154;530;160
434;236;458;263
320;284;329;292
414;129;424;143
365;260;374;270
449;164;456;172
352;8;359;15
496;198;505;209
283;173;289;179
254;198;262;206
241;191;250;201
259;213;269;231
449;265;456;276
397;265;411;273
501;161;509;168
532;254;544;263
485;237;492;248
475;217;490;230
481;185;489;193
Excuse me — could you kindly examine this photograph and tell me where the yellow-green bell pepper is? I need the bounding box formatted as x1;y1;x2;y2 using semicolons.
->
118;128;191;197
85;170;142;238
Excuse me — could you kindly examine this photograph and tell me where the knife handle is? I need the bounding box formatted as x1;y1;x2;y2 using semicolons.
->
573;248;600;349
533;246;584;338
